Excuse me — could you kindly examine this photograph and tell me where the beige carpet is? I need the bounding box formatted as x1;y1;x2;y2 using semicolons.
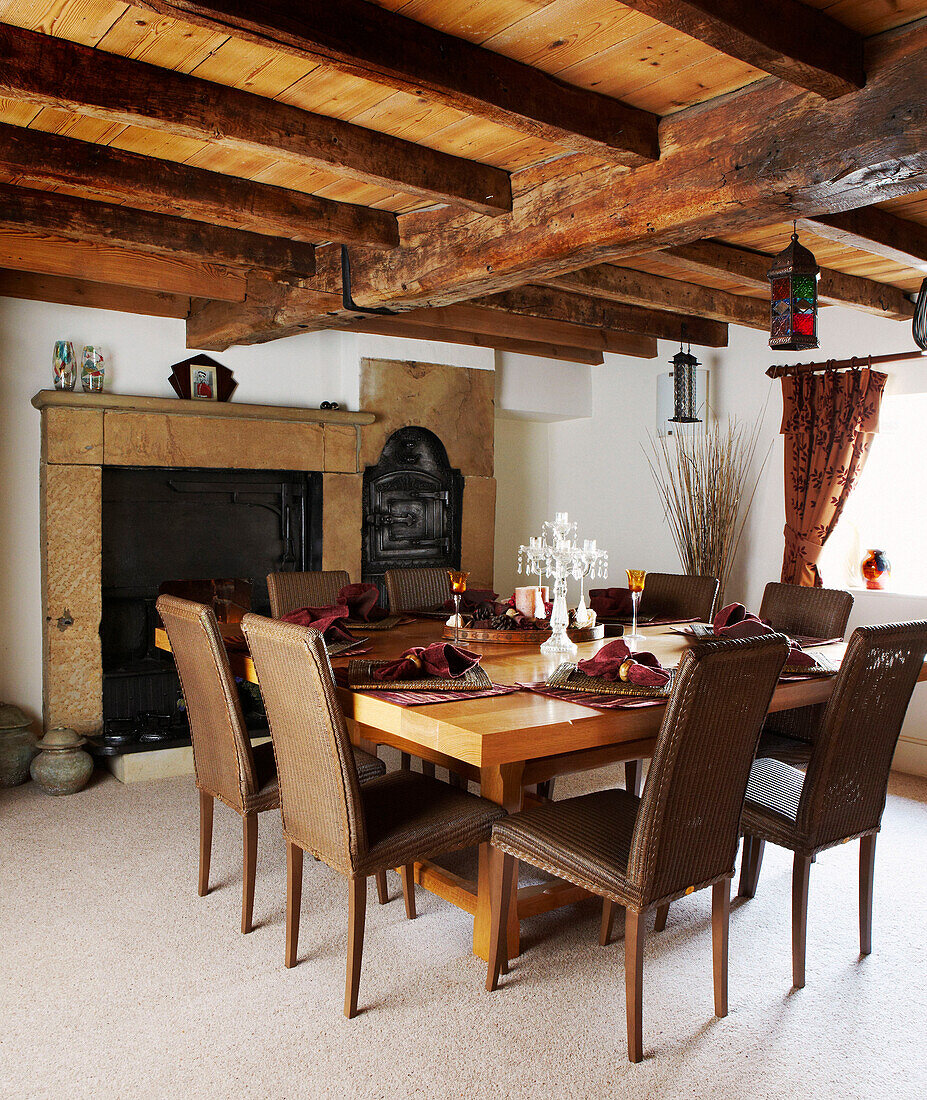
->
2;756;926;1100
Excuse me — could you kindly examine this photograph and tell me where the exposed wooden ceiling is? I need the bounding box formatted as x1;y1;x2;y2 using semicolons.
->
0;0;924;363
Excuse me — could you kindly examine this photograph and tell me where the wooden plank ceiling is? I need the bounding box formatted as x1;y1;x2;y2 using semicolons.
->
0;0;924;362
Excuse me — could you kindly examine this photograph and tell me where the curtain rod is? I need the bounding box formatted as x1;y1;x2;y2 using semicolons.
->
765;349;927;379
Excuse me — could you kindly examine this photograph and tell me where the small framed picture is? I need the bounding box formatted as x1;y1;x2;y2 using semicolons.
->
190;363;218;401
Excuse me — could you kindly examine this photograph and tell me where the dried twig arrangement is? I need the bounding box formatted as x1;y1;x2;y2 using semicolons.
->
645;417;769;605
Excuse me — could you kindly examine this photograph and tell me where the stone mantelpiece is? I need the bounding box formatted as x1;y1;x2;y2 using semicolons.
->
35;363;496;736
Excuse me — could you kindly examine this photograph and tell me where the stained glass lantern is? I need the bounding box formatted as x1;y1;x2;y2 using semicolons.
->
669;342;701;423
767;229;820;351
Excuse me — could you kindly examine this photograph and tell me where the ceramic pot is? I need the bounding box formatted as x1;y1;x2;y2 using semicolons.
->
30;727;94;795
861;549;891;591
0;701;38;787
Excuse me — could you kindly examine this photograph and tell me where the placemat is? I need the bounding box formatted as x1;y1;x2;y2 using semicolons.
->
327;636;370;657
780;654;840;679
599;615;699;628
344;615;412;631
334;667;517;706
517;681;666;711
546;662;675;699
347;658;493;691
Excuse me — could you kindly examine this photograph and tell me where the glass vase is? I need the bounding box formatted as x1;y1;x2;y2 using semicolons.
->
81;346;105;392
53;341;77;391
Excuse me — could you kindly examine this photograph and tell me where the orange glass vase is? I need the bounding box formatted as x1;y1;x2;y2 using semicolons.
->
861;549;890;590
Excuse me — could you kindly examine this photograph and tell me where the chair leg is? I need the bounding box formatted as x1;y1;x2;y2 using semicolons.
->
599;899;618;946
860;833;876;957
198;791;213;897
421;761;436;777
374;869;389;905
345;877;368;1019
400;864;417;919
535;779;555;800
285;842;303;969
625;759;643;798
241;812;258;934
625;908;645;1064
792;853;812;989
400;752;411;771
653;903;669;933
738;834;765;899
712;880;730;1017
486;849;516;992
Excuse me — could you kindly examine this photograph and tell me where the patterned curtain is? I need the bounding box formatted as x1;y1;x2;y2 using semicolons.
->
780;367;887;587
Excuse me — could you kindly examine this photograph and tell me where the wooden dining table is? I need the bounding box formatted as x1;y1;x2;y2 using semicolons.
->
156;615;906;962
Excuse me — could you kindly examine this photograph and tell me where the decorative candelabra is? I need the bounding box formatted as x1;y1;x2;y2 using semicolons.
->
518;512;608;656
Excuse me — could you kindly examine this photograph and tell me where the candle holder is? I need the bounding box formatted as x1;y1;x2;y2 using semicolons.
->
447;570;469;643
518;513;608;656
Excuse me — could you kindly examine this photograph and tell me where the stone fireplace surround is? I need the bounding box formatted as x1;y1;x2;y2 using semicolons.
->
34;357;496;736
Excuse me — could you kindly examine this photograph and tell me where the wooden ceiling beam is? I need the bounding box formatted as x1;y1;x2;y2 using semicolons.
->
334;21;927;311
800;209;927;269
0;122;397;250
338;316;608;365
540;265;769;330
617;0;864;99
0;268;189;319
0;228;247;302
474;285;729;346
136;0;659;165
0;24;511;218
0;184;316;277
653;240;916;319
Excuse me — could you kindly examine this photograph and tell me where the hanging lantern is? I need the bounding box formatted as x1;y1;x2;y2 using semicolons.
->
669;340;701;423
767;226;820;351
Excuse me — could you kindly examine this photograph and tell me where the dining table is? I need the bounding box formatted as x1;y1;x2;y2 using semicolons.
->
155;615;924;963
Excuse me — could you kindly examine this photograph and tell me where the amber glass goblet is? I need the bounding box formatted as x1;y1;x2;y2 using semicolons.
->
626;569;646;643
447;570;470;642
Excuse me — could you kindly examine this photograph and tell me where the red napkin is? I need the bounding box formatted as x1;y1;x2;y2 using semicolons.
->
441;589;498;614
712;603;772;638
337;583;389;622
280;604;354;643
589;588;634;618
577;639;671;687
371;643;482;682
712;604;813;667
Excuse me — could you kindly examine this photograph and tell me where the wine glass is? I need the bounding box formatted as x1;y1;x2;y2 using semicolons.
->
626;569;646;644
447;570;469;643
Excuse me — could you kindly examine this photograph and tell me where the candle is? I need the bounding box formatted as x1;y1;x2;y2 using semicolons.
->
514;586;548;618
555;512;568;523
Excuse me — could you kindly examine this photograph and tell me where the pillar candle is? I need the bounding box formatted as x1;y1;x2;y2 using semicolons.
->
514;586;548;618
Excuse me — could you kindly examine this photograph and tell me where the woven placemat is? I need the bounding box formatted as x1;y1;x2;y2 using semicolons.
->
781;654;840;678
327;636;369;657
546;662;675;699
347;659;492;691
344;615;409;631
517;681;666;711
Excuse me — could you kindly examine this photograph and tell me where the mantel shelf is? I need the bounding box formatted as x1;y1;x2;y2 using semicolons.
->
31;389;375;426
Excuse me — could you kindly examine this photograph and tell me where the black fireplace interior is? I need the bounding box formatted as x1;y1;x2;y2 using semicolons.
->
98;466;321;754
362;426;463;597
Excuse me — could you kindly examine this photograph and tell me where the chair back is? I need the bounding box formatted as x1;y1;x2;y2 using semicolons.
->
385;567;450;613
759;582;853;640
627;634;790;905
156;594;257;812
796;621;927;849
267;570;350;618
640;572;719;622
240;614;367;876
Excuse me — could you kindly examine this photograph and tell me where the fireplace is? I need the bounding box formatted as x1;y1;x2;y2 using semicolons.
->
98;467;321;755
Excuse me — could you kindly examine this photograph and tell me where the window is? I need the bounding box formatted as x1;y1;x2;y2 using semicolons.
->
818;393;927;595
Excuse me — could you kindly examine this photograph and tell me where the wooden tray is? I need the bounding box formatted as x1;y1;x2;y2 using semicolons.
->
442;623;605;645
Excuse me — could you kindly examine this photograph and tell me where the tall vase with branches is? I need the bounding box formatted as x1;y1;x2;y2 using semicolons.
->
645;418;768;607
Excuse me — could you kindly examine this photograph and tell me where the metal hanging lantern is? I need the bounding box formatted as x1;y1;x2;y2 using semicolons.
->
767;225;820;351
669;340;701;423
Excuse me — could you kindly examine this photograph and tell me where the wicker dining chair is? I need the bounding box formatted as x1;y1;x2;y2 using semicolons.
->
157;595;388;935
739;621;927;990
267;570;350;619
756;582;854;767
485;633;790;1063
239;613;506;1017
384;567;450;613
639;572;719;623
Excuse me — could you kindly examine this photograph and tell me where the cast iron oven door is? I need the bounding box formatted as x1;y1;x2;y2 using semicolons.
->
363;427;463;593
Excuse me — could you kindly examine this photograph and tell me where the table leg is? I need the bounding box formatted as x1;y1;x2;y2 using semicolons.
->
474;762;525;962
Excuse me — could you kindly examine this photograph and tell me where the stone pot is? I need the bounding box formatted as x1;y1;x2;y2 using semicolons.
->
0;701;38;787
30;727;94;796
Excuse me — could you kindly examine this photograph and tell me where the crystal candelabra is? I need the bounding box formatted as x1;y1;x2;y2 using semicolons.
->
518;512;608;656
